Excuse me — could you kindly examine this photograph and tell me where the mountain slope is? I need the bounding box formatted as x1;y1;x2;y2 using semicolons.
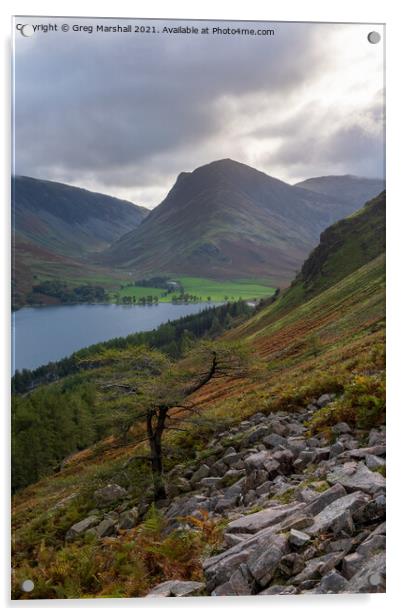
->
278;190;385;311
295;175;385;209
12;176;149;307
103;159;369;286
293;191;385;298
13;176;148;256
12;197;385;598
234;190;385;338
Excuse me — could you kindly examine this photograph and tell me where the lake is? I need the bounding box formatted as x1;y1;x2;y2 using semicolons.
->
12;302;219;373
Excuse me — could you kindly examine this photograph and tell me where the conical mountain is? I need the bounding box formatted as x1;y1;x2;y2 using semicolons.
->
103;159;375;286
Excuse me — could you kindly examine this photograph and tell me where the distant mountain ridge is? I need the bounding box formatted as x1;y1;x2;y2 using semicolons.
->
295;175;385;209
102;159;381;286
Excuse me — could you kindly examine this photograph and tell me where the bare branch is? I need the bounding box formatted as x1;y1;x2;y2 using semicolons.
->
182;350;217;396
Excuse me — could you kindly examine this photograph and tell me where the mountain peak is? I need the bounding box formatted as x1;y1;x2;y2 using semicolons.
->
103;160;375;285
194;158;265;174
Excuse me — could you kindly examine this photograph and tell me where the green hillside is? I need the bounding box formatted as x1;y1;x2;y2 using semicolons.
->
13;176;147;255
292;191;385;299
248;190;385;323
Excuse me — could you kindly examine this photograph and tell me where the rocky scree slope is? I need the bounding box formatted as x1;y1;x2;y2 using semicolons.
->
61;395;386;596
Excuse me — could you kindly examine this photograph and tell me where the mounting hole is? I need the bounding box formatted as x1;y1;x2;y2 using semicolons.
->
21;579;34;592
20;24;34;37
367;31;381;44
368;572;383;586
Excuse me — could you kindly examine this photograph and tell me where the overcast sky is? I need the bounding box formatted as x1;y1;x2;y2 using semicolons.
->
14;18;384;208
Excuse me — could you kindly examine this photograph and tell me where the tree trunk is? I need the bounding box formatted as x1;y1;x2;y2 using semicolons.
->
147;407;168;501
145;352;218;502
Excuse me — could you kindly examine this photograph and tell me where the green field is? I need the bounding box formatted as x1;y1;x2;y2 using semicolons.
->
113;277;276;303
177;277;275;302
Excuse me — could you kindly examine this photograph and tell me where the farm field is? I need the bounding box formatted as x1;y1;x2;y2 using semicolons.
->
176;276;276;302
114;276;276;303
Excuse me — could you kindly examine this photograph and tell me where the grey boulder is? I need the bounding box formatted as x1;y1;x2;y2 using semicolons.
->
289;528;311;548
327;462;385;495
304;491;368;535
317;394;334;408
244;451;271;471
65;515;99;540
315;570;347;593
345;552;385;593
247;534;288;586
96;517;116;537
291;551;344;584
304;483;347;516
191;464;210;484
353;494;385;524
146;580;205;597
118;507;139;530
93;483;127;506
227;503;303;534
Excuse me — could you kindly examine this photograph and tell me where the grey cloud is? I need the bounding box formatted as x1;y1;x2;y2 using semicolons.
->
260;93;384;181
13;19;384;205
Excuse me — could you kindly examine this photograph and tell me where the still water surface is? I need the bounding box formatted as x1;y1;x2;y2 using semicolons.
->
12;302;218;373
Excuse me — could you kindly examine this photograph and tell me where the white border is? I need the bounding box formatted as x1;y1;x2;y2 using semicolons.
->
1;0;401;614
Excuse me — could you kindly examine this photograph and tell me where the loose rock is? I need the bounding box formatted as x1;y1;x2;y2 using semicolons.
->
247;534;288;586
304;491;368;535
289;528;311;548
327;462;386;495
345;552;386;593
118;507;139;530
66;515;99;541
227;503;303;534
146;580;205;597
93;484;127;506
